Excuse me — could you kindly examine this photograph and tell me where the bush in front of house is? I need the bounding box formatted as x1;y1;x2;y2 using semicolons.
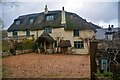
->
14;41;23;50
32;42;38;52
21;39;34;50
15;39;34;50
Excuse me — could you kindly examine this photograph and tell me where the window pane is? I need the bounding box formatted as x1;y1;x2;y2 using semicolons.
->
29;18;34;24
44;27;52;33
15;20;20;25
13;31;17;36
74;29;79;37
74;41;84;49
46;15;54;21
26;30;30;36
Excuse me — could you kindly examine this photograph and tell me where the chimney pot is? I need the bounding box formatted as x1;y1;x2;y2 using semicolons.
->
62;7;64;11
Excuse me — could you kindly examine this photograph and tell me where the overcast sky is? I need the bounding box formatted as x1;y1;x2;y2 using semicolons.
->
1;0;119;29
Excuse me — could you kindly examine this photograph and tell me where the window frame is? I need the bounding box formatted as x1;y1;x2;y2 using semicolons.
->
74;41;84;49
73;29;79;37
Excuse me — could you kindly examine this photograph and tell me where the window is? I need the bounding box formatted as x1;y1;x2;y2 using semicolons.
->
73;29;79;37
101;58;108;72
29;18;34;24
13;31;17;36
26;30;30;36
44;27;52;33
15;20;20;25
74;41;84;49
46;15;54;21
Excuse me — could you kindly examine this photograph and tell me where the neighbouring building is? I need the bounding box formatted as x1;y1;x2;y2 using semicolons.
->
105;25;116;40
7;5;99;54
95;25;120;40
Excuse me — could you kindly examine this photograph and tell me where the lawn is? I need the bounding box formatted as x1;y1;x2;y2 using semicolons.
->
2;53;90;78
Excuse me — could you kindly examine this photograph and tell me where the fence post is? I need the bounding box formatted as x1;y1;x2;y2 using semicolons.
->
89;40;98;80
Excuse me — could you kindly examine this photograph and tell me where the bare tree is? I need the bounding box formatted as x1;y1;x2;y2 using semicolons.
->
53;32;63;53
97;38;120;78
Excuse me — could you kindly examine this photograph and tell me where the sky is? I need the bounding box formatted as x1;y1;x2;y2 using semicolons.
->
0;0;119;30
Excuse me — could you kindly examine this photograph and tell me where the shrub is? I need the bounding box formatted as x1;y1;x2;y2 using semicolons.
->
14;39;34;50
21;39;34;50
97;71;113;78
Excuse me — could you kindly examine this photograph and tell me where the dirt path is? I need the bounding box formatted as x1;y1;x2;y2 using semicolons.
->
2;53;90;78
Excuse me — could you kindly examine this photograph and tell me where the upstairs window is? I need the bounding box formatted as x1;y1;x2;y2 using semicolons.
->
73;29;79;37
15;20;20;25
29;18;34;24
13;31;17;36
74;41;84;49
46;15;54;21
44;27;52;33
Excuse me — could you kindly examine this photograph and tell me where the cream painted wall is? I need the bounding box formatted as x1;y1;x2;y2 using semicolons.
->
79;29;95;39
18;31;26;36
30;30;43;40
8;31;26;37
50;28;95;54
7;28;94;54
8;32;12;37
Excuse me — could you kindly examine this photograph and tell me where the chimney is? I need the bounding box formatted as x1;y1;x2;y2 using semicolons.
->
44;5;48;14
61;7;66;25
109;25;111;28
111;25;114;28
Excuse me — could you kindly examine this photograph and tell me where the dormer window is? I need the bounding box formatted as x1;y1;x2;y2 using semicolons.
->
15;20;20;25
46;15;54;21
29;17;34;24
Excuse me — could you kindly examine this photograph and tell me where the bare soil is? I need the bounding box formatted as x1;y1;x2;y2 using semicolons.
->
2;53;90;78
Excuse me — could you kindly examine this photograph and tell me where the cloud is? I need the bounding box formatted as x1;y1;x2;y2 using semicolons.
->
78;2;118;22
1;1;119;29
3;0;120;2
97;19;118;28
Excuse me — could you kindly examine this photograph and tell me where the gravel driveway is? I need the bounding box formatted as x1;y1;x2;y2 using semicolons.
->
2;53;90;78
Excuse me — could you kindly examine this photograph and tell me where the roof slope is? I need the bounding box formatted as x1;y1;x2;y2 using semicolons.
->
7;10;100;31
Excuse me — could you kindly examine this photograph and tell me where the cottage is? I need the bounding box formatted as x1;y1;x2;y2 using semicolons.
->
7;5;99;54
